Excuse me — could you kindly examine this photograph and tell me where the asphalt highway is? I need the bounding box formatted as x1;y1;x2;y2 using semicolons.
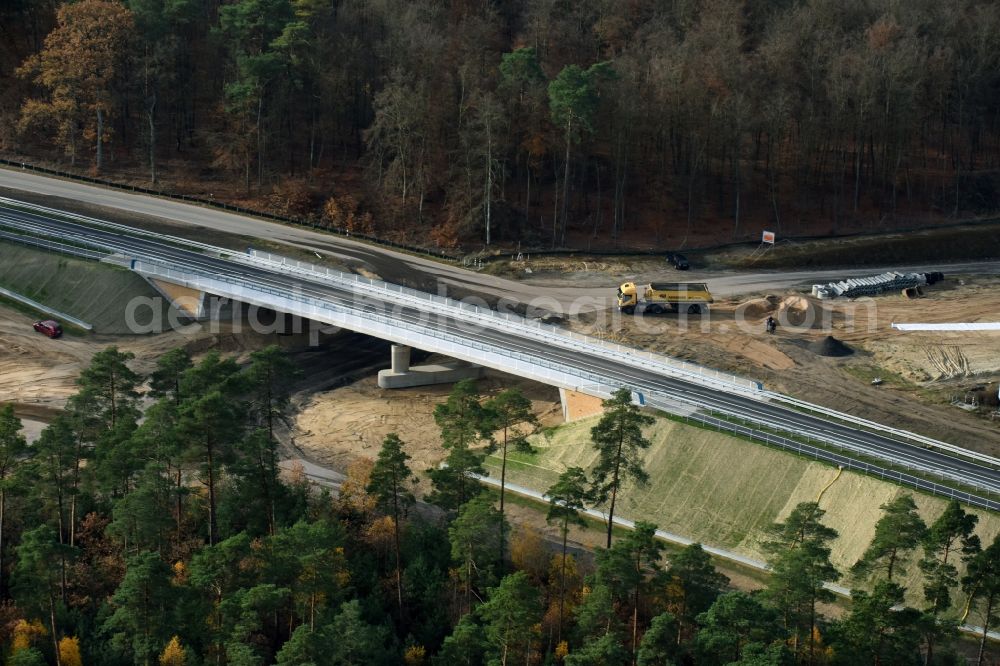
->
5;166;1000;310
3;204;1000;497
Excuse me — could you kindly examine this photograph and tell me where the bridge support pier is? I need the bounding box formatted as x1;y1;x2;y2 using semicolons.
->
378;345;483;389
559;388;605;423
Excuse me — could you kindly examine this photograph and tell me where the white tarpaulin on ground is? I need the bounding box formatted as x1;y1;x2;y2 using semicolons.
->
892;322;1000;331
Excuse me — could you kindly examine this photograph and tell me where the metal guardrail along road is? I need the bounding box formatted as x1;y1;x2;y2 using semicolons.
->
2;198;1000;511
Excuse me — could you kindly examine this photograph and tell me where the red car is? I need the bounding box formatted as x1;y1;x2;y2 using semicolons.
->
33;320;63;338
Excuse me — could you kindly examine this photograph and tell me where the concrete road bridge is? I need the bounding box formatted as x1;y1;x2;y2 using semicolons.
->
2;197;1000;511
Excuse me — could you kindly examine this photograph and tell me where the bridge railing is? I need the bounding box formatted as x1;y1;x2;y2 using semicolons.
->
132;257;1000;505
242;248;764;395
763;391;1000;468
241;250;1000;474
5;203;996;498
266;250;1000;471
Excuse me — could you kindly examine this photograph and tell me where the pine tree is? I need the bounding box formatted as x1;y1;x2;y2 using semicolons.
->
450;494;505;614
0;404;28;599
962;533;1000;666
636;612;678;666
666;544;729;645
13;525;77;666
762;502;840;662
69;346;143;501
429;380;490;512
245;345;299;535
104;551;178;665
177;352;245;545
853;494;927;582
546;466;589;643
148;348;193;404
695;591;787;664
367;432;415;614
836;580;922;664
435;614;487;666
919;500;979;664
33;418;77;549
596;521;666;661
478;571;541;666
589;388;654;548
484;388;538;573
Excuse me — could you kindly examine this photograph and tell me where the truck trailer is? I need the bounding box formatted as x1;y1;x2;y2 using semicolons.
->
617;282;713;315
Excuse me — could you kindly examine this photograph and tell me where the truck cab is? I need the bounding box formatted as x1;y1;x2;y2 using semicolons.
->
617;283;640;311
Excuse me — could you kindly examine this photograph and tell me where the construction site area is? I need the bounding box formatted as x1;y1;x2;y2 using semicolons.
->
3;235;1000;604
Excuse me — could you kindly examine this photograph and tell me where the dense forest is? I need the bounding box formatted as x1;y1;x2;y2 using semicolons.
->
1;346;999;664
1;0;1000;250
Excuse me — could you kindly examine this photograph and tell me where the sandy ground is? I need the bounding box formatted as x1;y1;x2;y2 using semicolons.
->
563;277;1000;454
0;303;333;420
291;367;563;498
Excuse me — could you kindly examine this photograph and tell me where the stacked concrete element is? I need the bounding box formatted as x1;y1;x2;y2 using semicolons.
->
812;271;937;299
377;344;483;389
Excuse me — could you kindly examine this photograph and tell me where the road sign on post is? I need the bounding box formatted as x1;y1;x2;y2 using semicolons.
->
762;230;776;244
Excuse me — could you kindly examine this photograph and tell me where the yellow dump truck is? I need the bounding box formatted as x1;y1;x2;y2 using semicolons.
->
617;282;713;315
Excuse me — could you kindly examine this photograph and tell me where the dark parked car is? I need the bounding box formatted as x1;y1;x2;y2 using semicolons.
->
666;252;690;270
33;320;63;338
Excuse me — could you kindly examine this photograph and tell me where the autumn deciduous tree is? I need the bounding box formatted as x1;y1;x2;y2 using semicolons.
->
57;636;82;666
17;0;134;171
159;635;187;666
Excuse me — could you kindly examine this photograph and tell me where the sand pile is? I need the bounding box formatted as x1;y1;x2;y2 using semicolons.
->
740;295;781;319
809;336;853;357
779;295;825;328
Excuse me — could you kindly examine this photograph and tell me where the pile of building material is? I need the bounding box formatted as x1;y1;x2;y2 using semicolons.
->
812;271;940;299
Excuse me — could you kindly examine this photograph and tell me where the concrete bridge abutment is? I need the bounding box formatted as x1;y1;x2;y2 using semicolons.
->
559;388;605;422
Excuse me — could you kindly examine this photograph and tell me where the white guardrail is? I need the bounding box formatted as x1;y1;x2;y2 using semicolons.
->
242;248;1000;473
131;258;639;399
4;198;1000;494
132;257;1000;498
765;392;1000;469
239;248;764;395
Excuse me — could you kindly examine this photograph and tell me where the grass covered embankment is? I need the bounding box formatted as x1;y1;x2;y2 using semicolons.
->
0;241;168;334
485;413;1000;607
